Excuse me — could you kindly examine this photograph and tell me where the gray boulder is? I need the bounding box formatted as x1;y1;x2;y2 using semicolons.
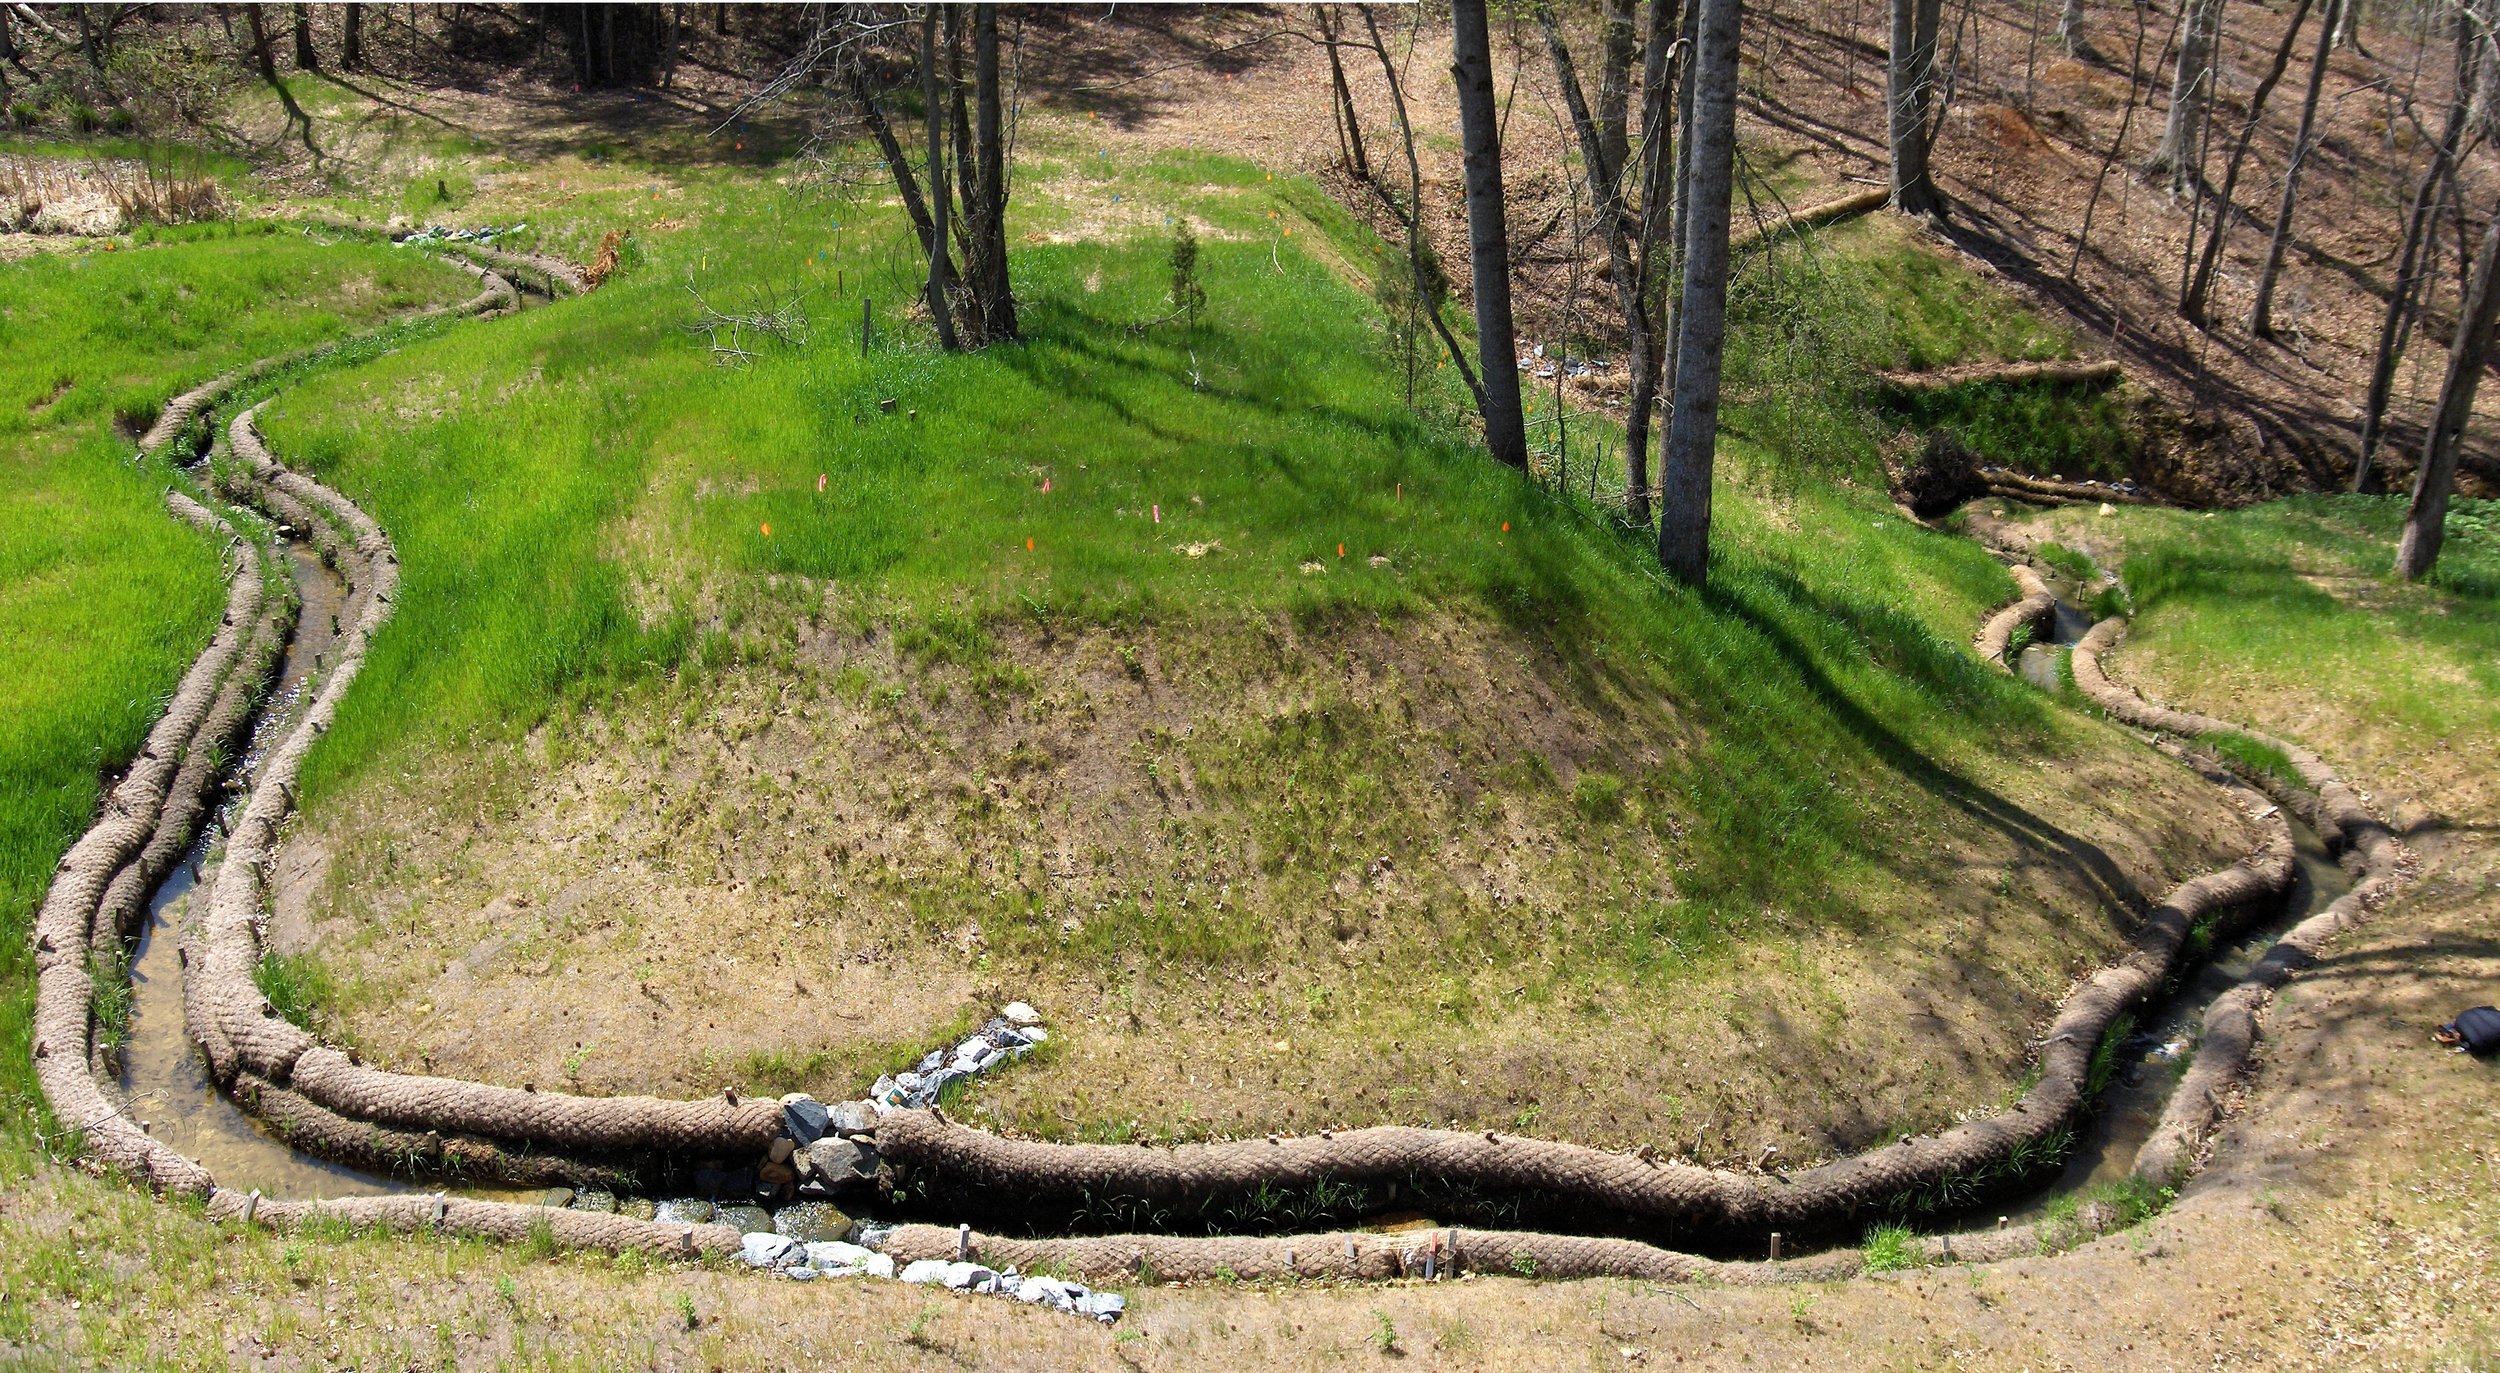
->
803;1137;878;1183
783;1096;832;1146
829;1100;878;1136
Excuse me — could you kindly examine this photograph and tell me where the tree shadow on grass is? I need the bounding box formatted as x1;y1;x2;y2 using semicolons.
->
1706;552;2158;920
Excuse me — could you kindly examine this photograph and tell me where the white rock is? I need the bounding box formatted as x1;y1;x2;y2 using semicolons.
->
1076;1292;1127;1323
1002;1002;1042;1026
785;1266;819;1281
740;1233;801;1269
940;1261;996;1291
1017;1276;1070;1305
864;1253;896;1279
899;1259;951;1285
806;1240;874;1269
1017;1027;1048;1045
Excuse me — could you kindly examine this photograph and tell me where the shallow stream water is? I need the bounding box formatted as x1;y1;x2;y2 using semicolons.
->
116;541;434;1199
1991;569;2354;1218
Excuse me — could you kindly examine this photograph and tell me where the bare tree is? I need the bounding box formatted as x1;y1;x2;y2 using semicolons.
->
1317;7;1372;180
1357;5;1490;412
2395;199;2500;580
2248;0;2341;335
1537;0;1680;524
343;3;363;70
1889;0;1947;217
2471;0;2500;140
1454;0;1531;469
1595;0;1639;184
2181;0;2315;325
2068;0;2154;278
2149;0;2225;191
2358;10;2475;491
291;4;317;69
963;5;1015;342
920;5;959;351
1627;0;1683;526
2058;0;2090;55
1661;0;1744;584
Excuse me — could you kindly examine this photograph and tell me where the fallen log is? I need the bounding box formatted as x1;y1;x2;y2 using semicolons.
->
1877;359;2123;392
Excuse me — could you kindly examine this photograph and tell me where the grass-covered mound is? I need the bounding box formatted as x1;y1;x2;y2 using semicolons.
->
242;138;2246;1160
0;223;473;1145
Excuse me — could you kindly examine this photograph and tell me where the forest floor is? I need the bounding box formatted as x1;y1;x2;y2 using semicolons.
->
1009;2;2500;506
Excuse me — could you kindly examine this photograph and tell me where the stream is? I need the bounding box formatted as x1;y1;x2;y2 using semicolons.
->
111;538;542;1201
101;527;2356;1238
1994;563;2355;1218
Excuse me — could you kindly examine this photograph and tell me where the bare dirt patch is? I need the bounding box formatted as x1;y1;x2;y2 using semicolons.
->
275;605;2248;1164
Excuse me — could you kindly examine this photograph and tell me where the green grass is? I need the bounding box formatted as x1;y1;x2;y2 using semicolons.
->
1886;380;2139;481
0;228;470;1158
2107;495;2500;763
1862;1221;1918;1273
2202;730;2308;796
258;145;2078;965
255;950;339;1035
2033;541;2099;583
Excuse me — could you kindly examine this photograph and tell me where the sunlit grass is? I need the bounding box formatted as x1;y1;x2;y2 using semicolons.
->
260;145;2083;970
2111;495;2500;758
0;229;470;1156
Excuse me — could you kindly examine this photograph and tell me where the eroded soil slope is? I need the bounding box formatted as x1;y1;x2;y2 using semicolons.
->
274;604;2249;1160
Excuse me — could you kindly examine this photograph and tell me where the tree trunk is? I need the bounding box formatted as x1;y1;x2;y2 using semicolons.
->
2150;0;2224;191
1597;0;1639;187
1453;0;1530;469
2395;200;2500;580
1668;0;1702;384
343;3;363;69
1888;0;1947;217
292;4;317;69
74;3;100;74
922;7;959;351
852;72;942;264
1538;0;1658;522
2472;0;2500;141
2249;0;2339;335
245;4;279;84
2058;0;2088;55
1626;0;1683;526
2182;0;2313;325
1321;8;1372;180
969;3;1016;342
1361;6;1487;408
1661;0;1743;585
2357;9;2472;492
949;7;976;257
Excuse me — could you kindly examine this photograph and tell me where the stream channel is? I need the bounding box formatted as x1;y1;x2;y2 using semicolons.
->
103;532;2355;1240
